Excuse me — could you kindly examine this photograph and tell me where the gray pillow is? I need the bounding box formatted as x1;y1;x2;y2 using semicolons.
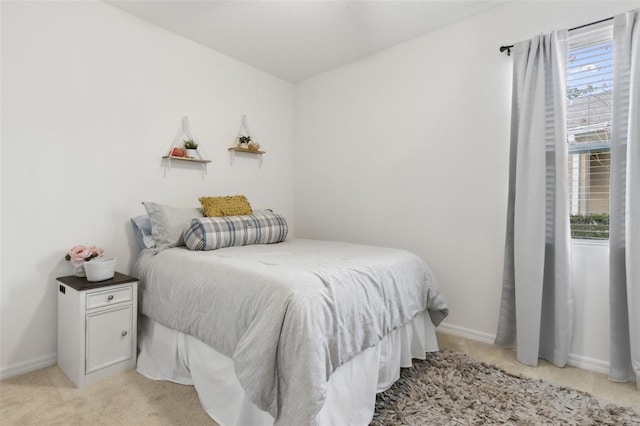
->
142;202;203;252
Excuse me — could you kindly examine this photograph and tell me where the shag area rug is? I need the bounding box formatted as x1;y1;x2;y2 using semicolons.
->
372;349;640;425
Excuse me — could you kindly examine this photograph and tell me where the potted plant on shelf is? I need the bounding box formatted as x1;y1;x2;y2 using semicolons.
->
238;136;251;149
183;140;199;158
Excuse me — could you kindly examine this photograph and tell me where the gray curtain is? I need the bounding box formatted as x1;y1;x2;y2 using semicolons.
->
609;9;640;389
495;31;574;368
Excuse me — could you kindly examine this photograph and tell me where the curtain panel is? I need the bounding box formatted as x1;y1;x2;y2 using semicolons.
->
495;31;573;368
610;9;640;388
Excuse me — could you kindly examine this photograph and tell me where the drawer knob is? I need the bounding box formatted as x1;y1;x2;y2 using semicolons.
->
107;295;114;301
121;331;128;337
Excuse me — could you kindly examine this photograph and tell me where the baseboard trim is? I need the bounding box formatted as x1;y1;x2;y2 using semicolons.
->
437;322;610;375
437;322;496;345
567;353;609;375
0;353;57;381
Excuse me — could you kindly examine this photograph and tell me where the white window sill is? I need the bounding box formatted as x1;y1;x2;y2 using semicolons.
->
571;238;609;247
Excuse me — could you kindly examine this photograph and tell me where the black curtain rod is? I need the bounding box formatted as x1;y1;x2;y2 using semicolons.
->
499;16;614;56
569;16;613;32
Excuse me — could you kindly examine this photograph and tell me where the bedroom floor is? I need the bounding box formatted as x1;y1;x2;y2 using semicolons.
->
0;333;637;425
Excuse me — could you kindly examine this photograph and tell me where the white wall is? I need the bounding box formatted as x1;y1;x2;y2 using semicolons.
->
294;1;639;372
2;0;636;380
0;1;295;378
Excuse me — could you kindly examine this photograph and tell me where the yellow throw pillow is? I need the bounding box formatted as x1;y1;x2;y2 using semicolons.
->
199;195;253;217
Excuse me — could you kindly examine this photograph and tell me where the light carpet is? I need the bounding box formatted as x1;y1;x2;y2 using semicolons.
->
372;349;640;425
2;341;638;425
0;364;216;425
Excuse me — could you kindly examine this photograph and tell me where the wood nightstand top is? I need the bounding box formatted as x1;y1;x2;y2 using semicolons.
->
56;272;138;291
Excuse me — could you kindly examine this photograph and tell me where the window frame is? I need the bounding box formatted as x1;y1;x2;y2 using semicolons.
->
566;22;614;242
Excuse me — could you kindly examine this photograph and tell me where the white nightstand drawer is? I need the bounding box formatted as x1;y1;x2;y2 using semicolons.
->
86;286;132;310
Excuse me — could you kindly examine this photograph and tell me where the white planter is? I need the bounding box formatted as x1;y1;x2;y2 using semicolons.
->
84;257;117;282
186;148;198;158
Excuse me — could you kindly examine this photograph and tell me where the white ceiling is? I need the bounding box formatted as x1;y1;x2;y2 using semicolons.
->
107;1;503;83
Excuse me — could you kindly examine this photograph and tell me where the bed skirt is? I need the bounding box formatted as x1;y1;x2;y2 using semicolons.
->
137;310;439;426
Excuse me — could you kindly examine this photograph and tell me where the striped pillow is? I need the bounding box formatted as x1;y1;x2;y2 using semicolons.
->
183;211;288;251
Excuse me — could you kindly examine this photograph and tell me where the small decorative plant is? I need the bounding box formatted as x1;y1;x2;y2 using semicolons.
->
239;136;251;144
65;245;104;276
184;140;198;149
65;245;103;267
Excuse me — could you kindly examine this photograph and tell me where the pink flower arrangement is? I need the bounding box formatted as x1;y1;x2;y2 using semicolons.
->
65;245;104;267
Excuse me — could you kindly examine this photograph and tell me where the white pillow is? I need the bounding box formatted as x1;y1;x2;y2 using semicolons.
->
142;202;203;252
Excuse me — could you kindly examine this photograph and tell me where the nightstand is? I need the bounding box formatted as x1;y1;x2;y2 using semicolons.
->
57;272;138;388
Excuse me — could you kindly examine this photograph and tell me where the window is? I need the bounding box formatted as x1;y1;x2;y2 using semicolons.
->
566;23;613;240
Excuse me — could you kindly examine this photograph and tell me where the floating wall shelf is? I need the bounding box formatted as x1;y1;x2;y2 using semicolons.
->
227;147;265;167
163;116;210;179
162;155;212;164
227;147;265;154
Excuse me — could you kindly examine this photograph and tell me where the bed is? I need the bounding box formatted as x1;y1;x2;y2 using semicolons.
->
131;204;448;426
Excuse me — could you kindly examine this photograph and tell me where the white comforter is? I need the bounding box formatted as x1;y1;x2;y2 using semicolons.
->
135;239;448;425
